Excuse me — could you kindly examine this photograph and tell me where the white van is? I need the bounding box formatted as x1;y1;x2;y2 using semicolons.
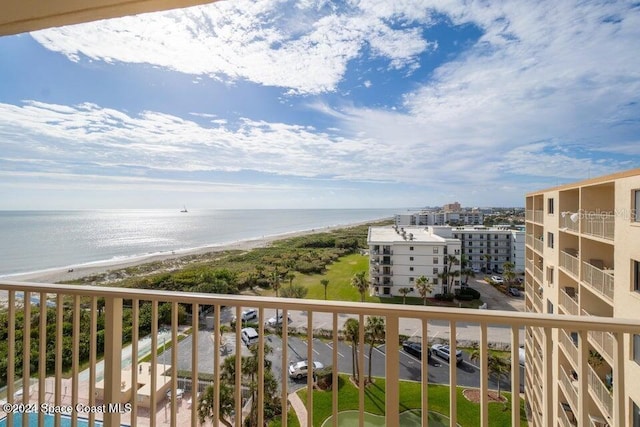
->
241;327;259;346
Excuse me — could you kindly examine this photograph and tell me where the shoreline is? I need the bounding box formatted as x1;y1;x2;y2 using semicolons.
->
4;218;389;284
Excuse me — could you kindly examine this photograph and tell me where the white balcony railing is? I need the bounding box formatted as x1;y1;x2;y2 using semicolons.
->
582;309;614;365
559;290;579;316
533;290;544;312
560;366;579;411
0;281;639;427
533;265;544;284
559;329;578;365
533;238;544;254
560;251;580;278
560;214;580;233
559;402;577;427
587;364;613;419
526;258;534;273
582;261;614;302
534;209;544;223
582;214;615;241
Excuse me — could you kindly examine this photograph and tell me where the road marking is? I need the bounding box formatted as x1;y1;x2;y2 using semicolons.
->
326;342;344;358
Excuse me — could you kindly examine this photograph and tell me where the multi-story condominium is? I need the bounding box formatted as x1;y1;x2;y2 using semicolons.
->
368;226;461;297
395;209;484;227
525;168;640;426
434;225;525;273
443;201;462;212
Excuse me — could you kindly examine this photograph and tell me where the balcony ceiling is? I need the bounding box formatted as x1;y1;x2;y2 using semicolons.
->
0;0;218;36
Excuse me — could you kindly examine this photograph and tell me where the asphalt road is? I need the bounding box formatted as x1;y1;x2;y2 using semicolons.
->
161;330;523;394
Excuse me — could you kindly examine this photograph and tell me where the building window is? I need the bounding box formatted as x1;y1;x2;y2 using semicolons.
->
547;232;554;248
433;257;438;264
634;335;640;365
547;300;554;314
547;267;554;284
548;197;555;214
633;400;640;427
409;277;414;282
409;256;414;261
454;249;460;254
469;249;473;253
635;190;640;222
410;246;414;251
433;247;439;254
409;267;414;272
433;268;438;274
635;260;640;292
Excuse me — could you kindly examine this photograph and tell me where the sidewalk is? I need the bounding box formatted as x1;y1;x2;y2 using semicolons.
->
288;392;308;427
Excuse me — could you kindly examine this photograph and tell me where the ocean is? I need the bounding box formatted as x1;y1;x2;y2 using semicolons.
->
0;209;397;277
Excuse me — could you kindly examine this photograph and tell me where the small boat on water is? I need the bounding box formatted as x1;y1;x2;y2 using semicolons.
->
180;205;188;213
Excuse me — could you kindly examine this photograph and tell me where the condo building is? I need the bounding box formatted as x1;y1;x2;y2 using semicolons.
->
525;168;640;426
395;209;484;227
445;225;525;273
367;226;461;297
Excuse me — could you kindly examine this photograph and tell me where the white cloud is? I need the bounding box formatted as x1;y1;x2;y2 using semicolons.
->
31;0;436;94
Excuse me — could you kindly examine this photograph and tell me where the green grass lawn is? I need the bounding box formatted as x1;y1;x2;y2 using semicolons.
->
269;253;481;308
298;375;528;427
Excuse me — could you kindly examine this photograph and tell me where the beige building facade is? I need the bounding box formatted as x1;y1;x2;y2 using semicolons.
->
525;167;640;427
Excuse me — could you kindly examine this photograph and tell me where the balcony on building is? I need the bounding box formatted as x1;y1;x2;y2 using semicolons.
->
1;280;639;427
579;182;616;241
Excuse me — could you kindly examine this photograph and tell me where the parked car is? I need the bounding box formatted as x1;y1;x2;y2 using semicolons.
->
508;287;521;297
491;276;504;284
233;309;258;323
402;341;431;360
288;360;324;379
472;267;481;273
266;313;292;326
241;327;259;346
166;388;184;400
430;344;463;365
519;346;525;366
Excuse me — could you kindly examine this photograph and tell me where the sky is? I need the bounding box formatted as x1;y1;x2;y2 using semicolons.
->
1;0;639;210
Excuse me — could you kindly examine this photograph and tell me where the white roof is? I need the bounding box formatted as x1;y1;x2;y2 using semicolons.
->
368;227;446;243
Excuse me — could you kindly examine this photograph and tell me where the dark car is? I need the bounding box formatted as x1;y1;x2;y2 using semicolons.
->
508;287;521;297
402;341;431;360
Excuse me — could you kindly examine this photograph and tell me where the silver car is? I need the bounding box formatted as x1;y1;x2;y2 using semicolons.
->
288;360;324;379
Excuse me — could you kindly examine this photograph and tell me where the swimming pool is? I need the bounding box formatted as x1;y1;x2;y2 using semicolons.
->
0;413;104;426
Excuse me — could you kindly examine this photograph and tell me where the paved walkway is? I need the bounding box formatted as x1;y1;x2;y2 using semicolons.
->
288;392;308;427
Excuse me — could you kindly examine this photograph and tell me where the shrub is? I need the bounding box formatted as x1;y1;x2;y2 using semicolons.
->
459;287;481;299
456;293;474;301
434;293;455;302
315;366;333;390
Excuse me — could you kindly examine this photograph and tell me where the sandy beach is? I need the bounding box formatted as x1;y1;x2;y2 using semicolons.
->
5;219;383;285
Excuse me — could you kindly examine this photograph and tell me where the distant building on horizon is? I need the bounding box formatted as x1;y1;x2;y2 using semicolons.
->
395;208;483;227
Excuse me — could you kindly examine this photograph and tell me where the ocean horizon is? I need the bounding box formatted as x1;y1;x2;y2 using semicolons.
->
0;208;398;277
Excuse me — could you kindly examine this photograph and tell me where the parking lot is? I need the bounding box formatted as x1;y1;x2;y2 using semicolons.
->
162;329;522;394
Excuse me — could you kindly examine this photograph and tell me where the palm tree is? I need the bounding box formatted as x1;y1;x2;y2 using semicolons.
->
484;253;492;273
198;382;234;427
460;267;475;285
415;276;432;306
438;271;449;294
398;287;412;304
502;261;516;285
271;268;281;326
343;318;360;383
351;271;369;302
469;347;511;398
446;255;460;291
285;271;295;288
321;279;329;300
365;316;385;383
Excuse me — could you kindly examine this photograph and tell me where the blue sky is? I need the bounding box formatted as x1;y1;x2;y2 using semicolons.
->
1;0;639;209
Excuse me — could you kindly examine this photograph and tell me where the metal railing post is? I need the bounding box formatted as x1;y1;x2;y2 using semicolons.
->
103;296;123;427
